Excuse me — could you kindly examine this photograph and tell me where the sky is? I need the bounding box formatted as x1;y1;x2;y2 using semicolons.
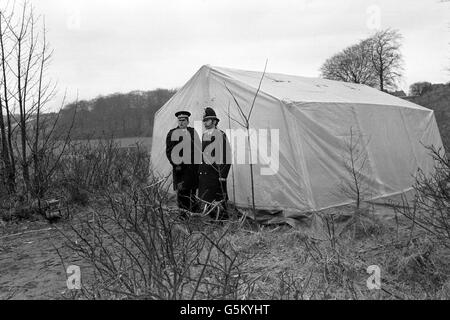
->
5;0;450;110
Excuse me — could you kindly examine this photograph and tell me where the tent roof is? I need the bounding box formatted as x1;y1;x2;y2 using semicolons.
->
206;65;430;111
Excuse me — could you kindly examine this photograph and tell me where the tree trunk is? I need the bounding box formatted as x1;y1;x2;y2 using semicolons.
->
17;37;31;195
379;53;384;92
0;97;13;192
247;133;257;223
0;15;15;193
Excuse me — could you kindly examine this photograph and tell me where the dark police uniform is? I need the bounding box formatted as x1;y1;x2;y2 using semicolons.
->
198;107;232;207
198;129;231;204
165;113;199;211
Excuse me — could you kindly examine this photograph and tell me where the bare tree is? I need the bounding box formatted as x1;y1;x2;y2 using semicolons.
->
369;28;404;92
409;82;433;96
0;1;76;205
0;7;16;193
332;127;374;240
321;39;377;86
0;1;57;196
320;28;403;92
225;60;267;224
335;127;372;210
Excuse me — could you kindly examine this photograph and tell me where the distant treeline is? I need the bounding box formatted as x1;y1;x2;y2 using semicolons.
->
54;89;176;139
21;83;449;152
405;82;450;152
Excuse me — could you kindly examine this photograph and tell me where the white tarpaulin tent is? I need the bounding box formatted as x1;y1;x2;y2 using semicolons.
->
151;65;443;214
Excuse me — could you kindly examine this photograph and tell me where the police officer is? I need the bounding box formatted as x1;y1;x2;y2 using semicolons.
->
198;107;232;214
165;111;199;212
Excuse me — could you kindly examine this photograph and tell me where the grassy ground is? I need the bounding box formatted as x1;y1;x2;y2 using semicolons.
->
1;201;449;300
230;213;450;299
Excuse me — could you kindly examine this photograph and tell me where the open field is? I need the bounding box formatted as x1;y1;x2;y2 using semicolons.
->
71;137;152;151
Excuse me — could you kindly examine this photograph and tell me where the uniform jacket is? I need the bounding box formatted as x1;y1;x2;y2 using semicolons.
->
165;126;199;191
198;128;232;203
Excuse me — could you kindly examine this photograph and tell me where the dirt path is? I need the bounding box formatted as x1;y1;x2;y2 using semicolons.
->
0;221;82;300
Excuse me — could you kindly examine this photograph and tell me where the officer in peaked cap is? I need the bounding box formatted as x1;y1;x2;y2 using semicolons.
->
165;110;200;214
175;110;191;120
198;106;232;218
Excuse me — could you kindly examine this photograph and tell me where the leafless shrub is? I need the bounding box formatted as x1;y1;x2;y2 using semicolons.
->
331;127;376;240
51;138;150;204
385;146;450;297
393;146;449;249
412;146;450;247
57;179;257;300
336;127;372;209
